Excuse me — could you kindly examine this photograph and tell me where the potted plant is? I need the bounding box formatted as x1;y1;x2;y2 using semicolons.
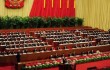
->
11;16;23;29
69;17;76;27
75;17;84;26
56;18;63;27
0;17;4;29
51;17;58;27
46;17;52;28
22;16;30;28
3;16;12;29
37;17;45;28
62;17;70;27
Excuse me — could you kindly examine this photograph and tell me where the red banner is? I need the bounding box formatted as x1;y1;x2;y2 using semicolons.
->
30;0;75;17
5;0;24;9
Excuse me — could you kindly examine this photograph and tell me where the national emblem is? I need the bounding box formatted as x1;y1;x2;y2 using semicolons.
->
5;0;24;8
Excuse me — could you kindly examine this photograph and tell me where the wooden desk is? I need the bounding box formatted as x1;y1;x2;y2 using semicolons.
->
0;45;110;65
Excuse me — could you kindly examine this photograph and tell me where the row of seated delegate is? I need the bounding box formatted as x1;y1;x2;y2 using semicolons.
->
0;32;51;51
0;41;109;57
0;28;110;55
0;42;98;56
33;29;110;47
80;29;109;37
0;46;54;56
0;39;49;49
0;43;98;56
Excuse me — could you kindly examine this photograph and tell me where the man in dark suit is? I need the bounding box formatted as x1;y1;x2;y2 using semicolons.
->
16;52;20;62
62;57;67;64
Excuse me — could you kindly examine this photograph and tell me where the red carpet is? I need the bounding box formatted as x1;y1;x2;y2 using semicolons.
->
0;66;15;70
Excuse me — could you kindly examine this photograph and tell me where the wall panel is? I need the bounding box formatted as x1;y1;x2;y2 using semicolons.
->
76;0;110;31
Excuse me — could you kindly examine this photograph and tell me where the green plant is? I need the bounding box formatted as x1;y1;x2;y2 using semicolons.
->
51;18;63;27
56;18;63;27
51;18;58;27
37;17;45;28
62;17;70;27
23;63;60;70
11;16;23;29
76;17;84;26
104;68;110;70
76;55;110;64
46;17;52;28
69;17;76;27
0;16;84;29
0;17;4;29
22;17;30;28
3;16;12;29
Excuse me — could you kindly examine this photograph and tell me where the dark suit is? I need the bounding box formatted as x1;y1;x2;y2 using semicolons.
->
16;52;20;62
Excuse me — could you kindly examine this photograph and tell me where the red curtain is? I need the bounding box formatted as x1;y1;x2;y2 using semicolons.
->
29;0;75;17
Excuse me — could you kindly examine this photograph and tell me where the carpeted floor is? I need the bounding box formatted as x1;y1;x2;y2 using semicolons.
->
0;66;15;70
